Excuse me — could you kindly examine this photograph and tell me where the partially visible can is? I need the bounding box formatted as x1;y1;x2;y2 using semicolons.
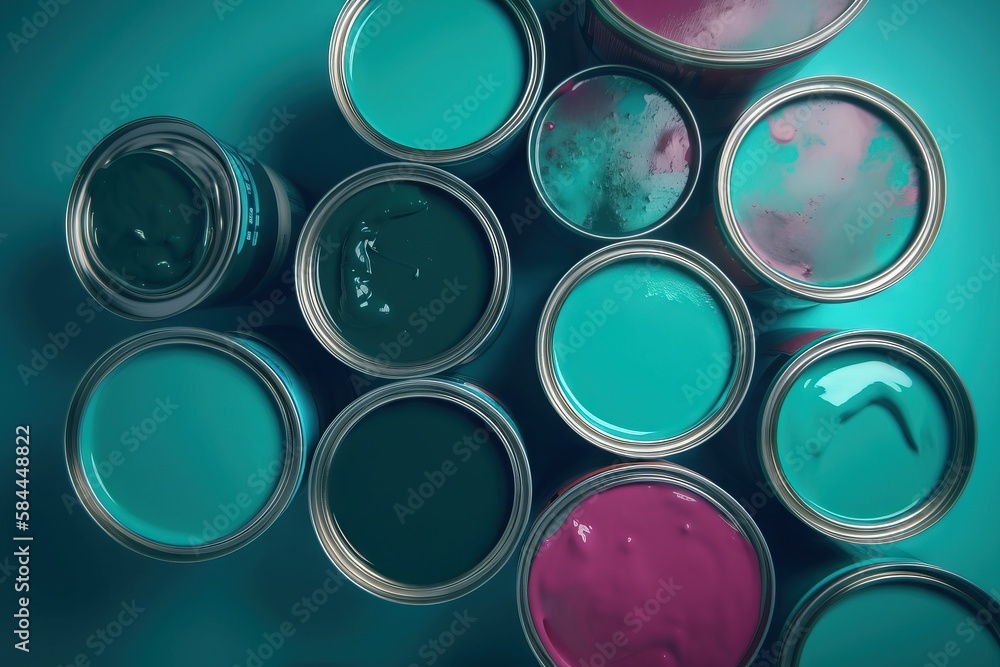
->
329;0;546;181
66;116;306;321
308;377;532;604
772;561;1000;667
705;76;946;306
527;65;702;241
752;329;975;544
579;0;869;134
296;163;512;379
537;240;755;458
518;462;775;667
65;327;321;561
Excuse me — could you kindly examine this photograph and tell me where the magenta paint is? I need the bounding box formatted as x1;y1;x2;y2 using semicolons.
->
580;0;868;134
730;97;922;288
523;465;770;666
712;77;945;304
609;0;854;52
529;66;699;239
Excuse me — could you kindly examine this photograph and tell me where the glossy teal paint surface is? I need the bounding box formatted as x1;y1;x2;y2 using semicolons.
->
326;397;514;586
776;349;951;522
345;0;527;150
78;344;285;546
89;151;210;291
316;181;493;363
552;258;735;441
796;582;1000;667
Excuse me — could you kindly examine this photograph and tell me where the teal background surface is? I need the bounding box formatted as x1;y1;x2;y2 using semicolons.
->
0;0;997;665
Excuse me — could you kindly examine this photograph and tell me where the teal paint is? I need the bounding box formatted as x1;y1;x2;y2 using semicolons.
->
533;70;692;237
77;344;285;546
552;258;735;441
796;582;1000;667
89;151;211;291
729;96;923;287
326;397;514;586
316;182;493;364
345;0;527;150
776;349;951;522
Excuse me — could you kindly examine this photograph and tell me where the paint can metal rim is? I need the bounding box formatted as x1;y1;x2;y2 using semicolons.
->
536;239;755;458
758;330;976;543
329;0;547;174
515;461;776;667
295;162;512;379
587;0;869;69
716;76;946;303
307;377;532;605
526;64;703;241
777;561;1000;667
64;327;308;562
65;116;276;321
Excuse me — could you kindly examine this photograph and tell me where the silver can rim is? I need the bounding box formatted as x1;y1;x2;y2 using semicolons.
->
536;240;755;457
779;561;1000;667
588;0;869;69
759;330;976;543
516;462;776;667
65;116;244;321
329;0;546;166
307;377;532;605
716;75;946;302
295;162;512;379
64;327;307;562
526;64;702;241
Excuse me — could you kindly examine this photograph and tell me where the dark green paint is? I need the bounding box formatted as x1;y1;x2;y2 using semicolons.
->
326;397;514;586
89;151;210;291
316;182;493;363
